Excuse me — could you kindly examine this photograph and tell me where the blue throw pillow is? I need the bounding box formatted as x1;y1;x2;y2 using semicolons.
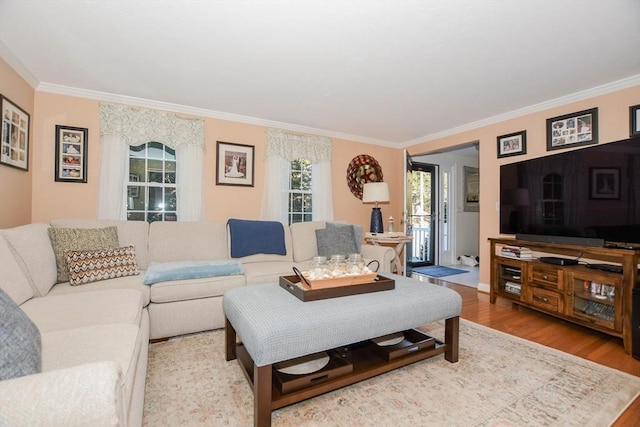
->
0;288;41;380
228;219;287;258
143;260;244;285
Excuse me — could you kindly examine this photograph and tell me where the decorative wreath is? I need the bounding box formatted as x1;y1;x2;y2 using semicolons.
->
346;154;384;200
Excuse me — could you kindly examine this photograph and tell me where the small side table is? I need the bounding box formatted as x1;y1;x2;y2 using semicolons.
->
365;235;412;275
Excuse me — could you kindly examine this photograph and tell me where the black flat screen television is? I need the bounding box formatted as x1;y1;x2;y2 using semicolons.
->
499;136;640;247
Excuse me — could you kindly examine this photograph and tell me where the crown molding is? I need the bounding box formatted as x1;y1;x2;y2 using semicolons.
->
6;47;637;150
0;40;40;89
400;74;640;148
36;82;397;147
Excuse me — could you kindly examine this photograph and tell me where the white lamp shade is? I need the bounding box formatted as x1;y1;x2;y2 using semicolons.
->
362;182;390;203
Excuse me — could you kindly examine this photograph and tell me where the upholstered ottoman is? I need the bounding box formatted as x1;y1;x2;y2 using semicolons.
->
223;274;462;427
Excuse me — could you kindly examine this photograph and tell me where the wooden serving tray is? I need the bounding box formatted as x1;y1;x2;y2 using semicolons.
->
302;272;379;289
279;274;395;302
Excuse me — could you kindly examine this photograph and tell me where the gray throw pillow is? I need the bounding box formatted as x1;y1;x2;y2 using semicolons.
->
326;222;363;252
0;288;41;380
48;226;119;283
315;226;358;258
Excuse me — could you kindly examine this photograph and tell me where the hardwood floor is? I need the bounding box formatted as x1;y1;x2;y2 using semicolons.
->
439;281;640;426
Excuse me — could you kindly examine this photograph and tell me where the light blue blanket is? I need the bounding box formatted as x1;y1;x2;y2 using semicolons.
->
143;260;244;285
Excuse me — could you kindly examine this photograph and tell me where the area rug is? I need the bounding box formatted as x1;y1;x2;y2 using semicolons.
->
412;265;469;278
143;319;640;426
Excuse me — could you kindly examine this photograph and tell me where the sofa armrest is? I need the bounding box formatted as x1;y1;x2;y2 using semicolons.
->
361;244;395;273
0;361;124;427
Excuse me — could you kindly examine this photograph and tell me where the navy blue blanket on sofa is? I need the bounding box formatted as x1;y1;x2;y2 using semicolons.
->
227;219;287;258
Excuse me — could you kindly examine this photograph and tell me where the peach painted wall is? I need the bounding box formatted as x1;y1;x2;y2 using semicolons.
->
31;93;100;223
30;92;402;226
0;57;34;228
407;85;640;291
332;139;403;231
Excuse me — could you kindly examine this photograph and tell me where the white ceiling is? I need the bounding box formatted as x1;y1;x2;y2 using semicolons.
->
1;1;639;147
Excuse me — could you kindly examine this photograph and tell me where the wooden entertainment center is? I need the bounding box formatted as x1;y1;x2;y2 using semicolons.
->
489;238;639;355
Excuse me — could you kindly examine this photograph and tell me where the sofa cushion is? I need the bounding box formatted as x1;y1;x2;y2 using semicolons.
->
149;274;246;303
66;246;139;286
143;260;243;285
0;288;41;380
315;226;358;258
21;289;145;333
46;274;150;306
51;218;151;270
41;323;139;373
0;233;33;305
289;221;326;263
242;261;297;285
2;223;58;297
228;219;286;258
148;221;228;263
41;322;143;419
48;226;119;283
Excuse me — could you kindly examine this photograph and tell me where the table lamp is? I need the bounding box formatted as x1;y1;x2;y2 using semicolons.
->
362;182;390;233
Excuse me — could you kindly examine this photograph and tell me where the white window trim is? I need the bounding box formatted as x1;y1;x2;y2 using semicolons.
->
261;129;333;222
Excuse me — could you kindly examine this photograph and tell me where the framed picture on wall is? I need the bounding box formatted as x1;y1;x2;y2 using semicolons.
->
497;130;527;158
216;141;255;186
630;104;640;137
0;94;30;171
55;125;88;183
463;166;479;212
590;168;620;200
546;107;598;151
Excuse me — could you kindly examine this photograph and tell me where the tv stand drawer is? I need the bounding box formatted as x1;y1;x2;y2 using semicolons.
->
531;288;563;313
530;265;563;291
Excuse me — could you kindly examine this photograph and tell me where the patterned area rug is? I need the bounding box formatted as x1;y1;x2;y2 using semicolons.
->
143;319;640;426
412;265;469;278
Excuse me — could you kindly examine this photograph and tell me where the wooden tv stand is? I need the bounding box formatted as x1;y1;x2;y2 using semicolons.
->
489;238;639;354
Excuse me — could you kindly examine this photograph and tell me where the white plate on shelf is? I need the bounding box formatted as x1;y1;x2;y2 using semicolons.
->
371;332;405;347
274;352;330;375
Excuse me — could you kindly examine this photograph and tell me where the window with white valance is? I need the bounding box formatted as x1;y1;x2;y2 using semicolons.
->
97;103;205;221
261;128;334;223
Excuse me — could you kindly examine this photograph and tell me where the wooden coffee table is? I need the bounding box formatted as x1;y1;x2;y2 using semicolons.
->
223;276;461;427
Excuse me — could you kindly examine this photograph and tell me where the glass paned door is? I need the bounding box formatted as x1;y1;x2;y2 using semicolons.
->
406;161;437;271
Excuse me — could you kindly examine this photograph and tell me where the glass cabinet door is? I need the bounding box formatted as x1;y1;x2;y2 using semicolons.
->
496;258;524;301
569;272;622;332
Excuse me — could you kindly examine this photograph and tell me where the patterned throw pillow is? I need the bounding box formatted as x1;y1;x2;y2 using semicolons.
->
49;226;120;283
65;246;139;286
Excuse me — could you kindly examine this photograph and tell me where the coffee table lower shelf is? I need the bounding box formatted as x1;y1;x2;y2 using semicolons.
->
225;316;459;426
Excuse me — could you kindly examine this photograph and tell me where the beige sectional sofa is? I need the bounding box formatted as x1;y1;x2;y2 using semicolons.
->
0;218;394;426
